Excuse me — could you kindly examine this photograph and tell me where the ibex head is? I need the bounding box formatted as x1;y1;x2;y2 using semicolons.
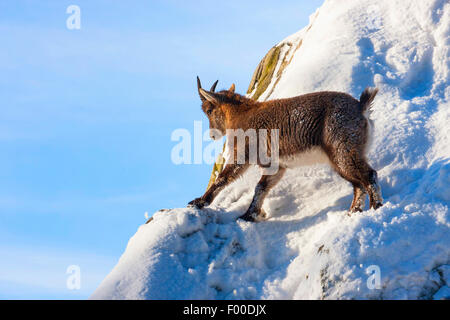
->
197;76;237;140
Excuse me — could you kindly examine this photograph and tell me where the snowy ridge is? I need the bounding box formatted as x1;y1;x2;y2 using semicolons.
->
91;0;450;300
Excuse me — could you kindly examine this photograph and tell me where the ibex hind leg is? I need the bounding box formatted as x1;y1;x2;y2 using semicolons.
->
365;169;383;209
350;182;367;212
349;162;382;210
332;169;368;213
348;159;383;210
330;152;382;212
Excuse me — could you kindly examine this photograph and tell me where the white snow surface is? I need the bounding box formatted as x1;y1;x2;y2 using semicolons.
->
92;0;450;300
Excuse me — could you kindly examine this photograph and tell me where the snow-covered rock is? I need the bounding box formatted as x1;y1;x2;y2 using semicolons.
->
91;0;450;300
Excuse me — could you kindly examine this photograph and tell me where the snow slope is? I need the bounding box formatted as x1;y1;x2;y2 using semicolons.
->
91;0;450;300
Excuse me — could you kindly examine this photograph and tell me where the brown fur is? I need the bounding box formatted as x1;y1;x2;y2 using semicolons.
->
189;78;383;221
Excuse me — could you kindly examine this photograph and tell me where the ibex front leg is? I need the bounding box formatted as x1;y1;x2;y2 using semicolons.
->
188;163;249;209
241;167;286;222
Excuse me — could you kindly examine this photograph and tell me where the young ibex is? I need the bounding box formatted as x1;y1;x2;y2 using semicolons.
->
189;77;383;222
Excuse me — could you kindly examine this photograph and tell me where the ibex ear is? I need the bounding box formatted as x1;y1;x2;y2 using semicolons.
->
229;83;235;93
199;88;219;104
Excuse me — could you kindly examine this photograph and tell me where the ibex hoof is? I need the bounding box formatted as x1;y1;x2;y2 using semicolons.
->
240;213;256;222
349;206;363;213
372;202;383;210
240;209;267;222
188;197;208;209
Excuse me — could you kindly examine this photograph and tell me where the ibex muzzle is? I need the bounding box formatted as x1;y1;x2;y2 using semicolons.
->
189;77;383;222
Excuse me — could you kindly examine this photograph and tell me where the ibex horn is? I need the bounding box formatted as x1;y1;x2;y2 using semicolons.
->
210;80;218;92
197;76;202;90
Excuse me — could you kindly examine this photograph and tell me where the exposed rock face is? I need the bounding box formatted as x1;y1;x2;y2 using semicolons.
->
247;45;281;100
247;10;316;102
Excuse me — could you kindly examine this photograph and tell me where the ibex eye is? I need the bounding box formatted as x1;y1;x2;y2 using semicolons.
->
207;109;212;115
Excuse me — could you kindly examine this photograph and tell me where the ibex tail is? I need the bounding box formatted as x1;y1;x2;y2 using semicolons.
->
359;87;378;114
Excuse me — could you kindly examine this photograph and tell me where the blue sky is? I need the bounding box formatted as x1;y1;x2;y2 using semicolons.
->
0;0;322;299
